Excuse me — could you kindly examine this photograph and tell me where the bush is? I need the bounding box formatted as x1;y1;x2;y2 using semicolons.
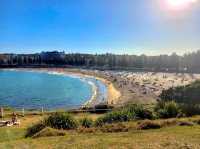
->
94;104;153;127
179;104;200;116
160;80;200;105
137;120;161;130
26;121;46;138
45;113;78;130
79;117;93;128
155;101;200;117
154;101;165;112
95;110;130;127
95;117;105;127
26;113;78;137
125;104;154;120
156;101;181;118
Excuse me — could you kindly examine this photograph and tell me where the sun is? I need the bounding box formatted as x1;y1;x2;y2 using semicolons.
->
166;0;198;10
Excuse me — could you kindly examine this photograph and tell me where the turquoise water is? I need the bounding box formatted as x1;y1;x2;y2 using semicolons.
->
0;70;98;109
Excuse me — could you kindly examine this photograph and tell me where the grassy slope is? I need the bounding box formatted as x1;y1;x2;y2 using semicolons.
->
0;126;200;149
0;114;200;149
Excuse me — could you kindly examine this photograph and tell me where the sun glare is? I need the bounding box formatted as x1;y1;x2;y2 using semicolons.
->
166;0;198;10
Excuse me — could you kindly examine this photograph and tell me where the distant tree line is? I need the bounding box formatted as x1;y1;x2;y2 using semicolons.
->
1;50;200;73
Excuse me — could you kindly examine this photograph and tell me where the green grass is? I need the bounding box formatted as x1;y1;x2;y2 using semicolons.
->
0;113;200;149
0;125;200;149
0;128;25;143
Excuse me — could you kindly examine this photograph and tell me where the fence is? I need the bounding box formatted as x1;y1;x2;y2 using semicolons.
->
0;102;155;119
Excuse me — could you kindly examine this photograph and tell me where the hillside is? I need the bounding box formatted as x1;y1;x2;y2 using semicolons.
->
0;112;200;149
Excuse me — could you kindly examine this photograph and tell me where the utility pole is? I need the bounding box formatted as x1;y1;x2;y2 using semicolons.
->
22;108;25;117
0;107;3;120
41;107;44;115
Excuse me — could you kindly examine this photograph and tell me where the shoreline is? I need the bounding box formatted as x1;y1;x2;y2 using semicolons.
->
2;68;121;107
57;68;121;105
45;68;121;105
29;68;121;105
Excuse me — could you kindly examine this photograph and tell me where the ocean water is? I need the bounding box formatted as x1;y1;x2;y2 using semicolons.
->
0;70;105;110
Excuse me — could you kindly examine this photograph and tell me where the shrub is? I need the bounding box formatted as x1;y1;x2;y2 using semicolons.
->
137;120;161;130
45;113;78;130
95;117;105;127
94;111;126;127
159;80;200;117
179;104;200;116
94;104;154;127
154;101;165;112
160;80;200;105
26;113;78;137
156;101;181;118
26;121;46;138
79;117;93;128
156;101;200;117
125;104;154;120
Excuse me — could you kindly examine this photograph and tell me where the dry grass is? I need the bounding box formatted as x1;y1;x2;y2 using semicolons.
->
32;127;66;138
18;115;43;128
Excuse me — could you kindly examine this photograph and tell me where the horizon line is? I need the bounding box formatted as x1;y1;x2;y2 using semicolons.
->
0;49;200;56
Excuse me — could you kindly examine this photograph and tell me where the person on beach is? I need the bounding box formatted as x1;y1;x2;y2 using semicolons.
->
11;112;18;124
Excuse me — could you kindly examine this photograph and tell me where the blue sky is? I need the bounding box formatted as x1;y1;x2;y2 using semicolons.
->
0;0;200;55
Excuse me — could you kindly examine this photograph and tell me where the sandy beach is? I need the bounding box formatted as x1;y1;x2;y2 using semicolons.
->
67;69;200;105
93;76;121;105
96;71;200;104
